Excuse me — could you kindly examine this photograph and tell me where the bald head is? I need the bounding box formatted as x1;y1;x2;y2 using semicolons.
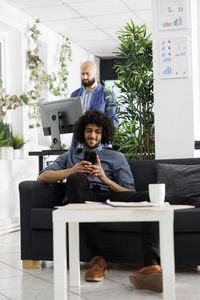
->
81;61;98;91
81;61;97;72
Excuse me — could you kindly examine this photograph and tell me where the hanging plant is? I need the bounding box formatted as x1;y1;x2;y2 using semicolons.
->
42;35;71;97
26;19;72;127
0;77;29;119
26;18;46;128
0;19;72;128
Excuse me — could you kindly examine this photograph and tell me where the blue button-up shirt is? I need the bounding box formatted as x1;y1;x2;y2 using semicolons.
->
81;87;95;112
40;145;136;192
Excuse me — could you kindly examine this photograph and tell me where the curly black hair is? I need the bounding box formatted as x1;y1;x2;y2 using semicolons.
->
73;109;116;144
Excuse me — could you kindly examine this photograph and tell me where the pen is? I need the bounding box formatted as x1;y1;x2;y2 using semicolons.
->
85;201;107;205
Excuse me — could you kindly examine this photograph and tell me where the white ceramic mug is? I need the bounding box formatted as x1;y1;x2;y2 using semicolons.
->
148;183;165;205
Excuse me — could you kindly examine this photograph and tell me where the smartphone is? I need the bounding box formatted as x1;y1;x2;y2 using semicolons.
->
84;150;96;164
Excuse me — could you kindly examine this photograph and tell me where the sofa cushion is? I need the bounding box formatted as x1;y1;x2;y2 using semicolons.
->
30;208;142;232
128;158;200;192
174;208;200;232
156;163;200;199
30;207;200;233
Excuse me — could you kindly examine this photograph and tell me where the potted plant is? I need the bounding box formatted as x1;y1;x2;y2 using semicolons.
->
113;19;154;160
12;134;26;159
0;121;13;159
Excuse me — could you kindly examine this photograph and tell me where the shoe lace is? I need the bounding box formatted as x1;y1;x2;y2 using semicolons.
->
89;256;105;269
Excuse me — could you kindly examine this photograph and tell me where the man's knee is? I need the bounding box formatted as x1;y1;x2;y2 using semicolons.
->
66;172;88;189
67;172;85;183
65;172;90;203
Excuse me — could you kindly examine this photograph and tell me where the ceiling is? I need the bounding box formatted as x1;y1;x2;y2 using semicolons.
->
4;0;152;57
4;0;200;58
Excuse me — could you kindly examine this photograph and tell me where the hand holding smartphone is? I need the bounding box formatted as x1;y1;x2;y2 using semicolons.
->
83;150;96;165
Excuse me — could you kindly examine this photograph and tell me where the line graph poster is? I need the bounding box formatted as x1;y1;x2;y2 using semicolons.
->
160;0;187;30
160;38;188;78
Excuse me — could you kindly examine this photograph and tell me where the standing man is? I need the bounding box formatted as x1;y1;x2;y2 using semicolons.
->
71;60;118;125
38;109;162;293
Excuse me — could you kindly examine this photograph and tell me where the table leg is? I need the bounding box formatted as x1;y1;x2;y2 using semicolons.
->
38;155;44;172
53;221;67;300
159;212;176;300
68;222;80;287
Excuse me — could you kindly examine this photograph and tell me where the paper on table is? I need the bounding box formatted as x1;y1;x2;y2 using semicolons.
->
106;200;170;207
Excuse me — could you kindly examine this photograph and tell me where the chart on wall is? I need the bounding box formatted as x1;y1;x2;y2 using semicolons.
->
160;38;188;78
160;0;187;30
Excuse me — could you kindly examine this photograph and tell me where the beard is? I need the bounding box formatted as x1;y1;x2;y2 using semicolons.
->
82;77;95;87
85;139;101;150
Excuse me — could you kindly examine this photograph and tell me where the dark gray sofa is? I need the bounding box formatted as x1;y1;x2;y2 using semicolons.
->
19;157;200;266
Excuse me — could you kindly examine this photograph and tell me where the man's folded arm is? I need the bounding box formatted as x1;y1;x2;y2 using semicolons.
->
37;169;73;183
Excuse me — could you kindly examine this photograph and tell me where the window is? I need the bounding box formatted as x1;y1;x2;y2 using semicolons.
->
0;37;5;88
0;41;2;87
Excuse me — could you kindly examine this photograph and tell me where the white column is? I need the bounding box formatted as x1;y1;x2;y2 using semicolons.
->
152;0;199;159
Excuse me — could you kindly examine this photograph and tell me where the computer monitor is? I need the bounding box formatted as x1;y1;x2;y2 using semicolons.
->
39;96;83;150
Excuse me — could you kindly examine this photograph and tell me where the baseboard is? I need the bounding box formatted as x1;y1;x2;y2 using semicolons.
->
0;216;20;235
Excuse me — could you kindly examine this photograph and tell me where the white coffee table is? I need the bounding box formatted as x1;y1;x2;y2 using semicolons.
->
53;203;193;300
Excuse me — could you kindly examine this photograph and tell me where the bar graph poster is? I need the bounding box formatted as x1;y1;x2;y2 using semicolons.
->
160;0;187;30
160;38;188;78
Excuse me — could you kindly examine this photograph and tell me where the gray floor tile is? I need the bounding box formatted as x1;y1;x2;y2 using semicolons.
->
0;288;83;300
0;253;23;270
0;294;10;300
0;267;25;279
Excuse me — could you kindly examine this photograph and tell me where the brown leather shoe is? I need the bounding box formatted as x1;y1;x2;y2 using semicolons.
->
85;256;107;282
129;265;163;293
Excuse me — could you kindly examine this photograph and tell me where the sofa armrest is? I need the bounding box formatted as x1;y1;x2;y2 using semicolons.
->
19;180;65;260
19;180;65;209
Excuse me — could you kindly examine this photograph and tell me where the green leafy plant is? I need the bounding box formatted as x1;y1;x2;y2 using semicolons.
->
113;19;154;160
0;121;13;147
113;118;140;159
12;134;26;149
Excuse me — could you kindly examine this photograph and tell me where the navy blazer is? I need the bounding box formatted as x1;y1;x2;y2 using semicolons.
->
71;83;118;126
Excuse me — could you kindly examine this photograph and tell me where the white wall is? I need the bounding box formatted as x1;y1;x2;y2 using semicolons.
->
0;0;96;231
68;42;96;94
152;0;199;159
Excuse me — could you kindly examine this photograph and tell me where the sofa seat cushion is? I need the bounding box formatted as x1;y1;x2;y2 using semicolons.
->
30;207;200;233
174;208;200;232
30;208;142;232
100;209;200;233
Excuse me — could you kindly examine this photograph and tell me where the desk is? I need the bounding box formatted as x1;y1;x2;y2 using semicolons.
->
53;203;193;300
29;150;67;171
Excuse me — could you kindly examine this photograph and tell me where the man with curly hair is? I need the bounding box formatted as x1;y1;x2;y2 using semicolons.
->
37;109;162;293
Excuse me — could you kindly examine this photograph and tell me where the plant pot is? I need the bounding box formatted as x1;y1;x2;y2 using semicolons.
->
0;147;13;160
13;149;22;160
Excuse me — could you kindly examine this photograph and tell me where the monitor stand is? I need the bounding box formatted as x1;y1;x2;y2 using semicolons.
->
50;112;61;150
